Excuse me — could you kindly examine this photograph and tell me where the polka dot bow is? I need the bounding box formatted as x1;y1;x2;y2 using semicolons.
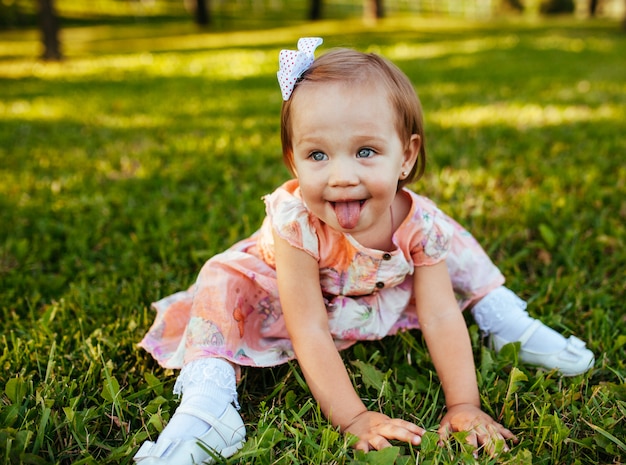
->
277;37;323;101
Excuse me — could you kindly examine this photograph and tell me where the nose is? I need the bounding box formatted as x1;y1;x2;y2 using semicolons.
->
328;157;359;187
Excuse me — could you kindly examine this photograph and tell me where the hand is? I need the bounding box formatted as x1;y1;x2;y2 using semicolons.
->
344;410;425;452
438;403;518;457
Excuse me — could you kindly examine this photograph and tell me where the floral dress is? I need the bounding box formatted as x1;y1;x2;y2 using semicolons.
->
139;180;504;371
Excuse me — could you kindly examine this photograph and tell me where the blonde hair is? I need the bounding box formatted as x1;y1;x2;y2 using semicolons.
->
280;48;426;187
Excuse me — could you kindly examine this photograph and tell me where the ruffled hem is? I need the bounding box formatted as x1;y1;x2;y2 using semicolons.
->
173;358;240;408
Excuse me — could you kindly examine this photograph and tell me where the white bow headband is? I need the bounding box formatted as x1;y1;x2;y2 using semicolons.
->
277;37;323;101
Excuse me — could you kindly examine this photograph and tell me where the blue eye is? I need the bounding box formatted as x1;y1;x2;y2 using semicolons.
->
310;151;328;161
357;148;375;158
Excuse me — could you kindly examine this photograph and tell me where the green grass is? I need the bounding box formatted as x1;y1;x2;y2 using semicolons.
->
1;8;625;465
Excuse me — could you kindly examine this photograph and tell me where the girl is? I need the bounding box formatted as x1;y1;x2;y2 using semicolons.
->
133;38;594;464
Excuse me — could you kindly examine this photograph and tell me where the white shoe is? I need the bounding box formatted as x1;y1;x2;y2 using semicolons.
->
134;404;246;464
491;320;595;376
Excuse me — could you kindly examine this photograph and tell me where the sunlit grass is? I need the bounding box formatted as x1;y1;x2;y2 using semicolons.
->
430;102;622;127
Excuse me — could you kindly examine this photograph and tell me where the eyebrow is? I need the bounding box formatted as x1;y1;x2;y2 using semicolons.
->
295;132;387;147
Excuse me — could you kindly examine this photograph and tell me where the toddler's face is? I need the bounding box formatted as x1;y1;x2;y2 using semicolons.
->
289;81;418;245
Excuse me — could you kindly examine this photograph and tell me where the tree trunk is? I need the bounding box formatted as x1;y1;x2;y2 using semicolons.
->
588;0;598;16
195;0;210;26
364;0;384;19
38;0;61;61
310;0;322;20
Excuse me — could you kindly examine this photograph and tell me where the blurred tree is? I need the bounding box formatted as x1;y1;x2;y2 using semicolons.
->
540;0;575;13
310;0;384;20
195;0;210;25
38;0;62;60
589;0;599;15
310;0;322;20
0;1;23;28
501;0;524;11
364;0;384;19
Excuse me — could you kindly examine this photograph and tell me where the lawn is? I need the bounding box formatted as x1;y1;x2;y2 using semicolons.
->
1;5;625;465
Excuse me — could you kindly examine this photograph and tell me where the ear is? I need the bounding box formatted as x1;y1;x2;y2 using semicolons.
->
400;134;421;178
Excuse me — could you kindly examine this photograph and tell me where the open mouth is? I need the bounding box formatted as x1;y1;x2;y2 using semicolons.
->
330;200;366;207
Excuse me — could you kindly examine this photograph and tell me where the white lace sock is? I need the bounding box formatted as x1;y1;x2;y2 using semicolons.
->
471;286;567;354
157;358;238;443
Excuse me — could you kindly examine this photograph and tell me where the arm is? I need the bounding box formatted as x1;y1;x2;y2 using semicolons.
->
413;261;516;454
413;261;481;408
273;230;424;450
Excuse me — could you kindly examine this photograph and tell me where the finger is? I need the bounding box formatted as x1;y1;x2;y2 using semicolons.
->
388;418;426;437
354;437;370;452
477;424;511;457
369;435;393;451
494;424;518;451
483;437;506;457
497;424;518;442
437;422;451;447
475;423;497;446
464;430;480;458
375;420;423;445
466;430;479;449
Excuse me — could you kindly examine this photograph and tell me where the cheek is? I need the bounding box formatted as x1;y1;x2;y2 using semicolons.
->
295;163;319;189
368;175;398;197
297;180;319;205
297;178;328;215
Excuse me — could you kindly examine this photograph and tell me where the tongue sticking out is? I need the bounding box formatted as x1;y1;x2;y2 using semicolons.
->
334;201;361;229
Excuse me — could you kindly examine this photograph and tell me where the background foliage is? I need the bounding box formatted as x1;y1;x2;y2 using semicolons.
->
1;0;625;29
1;4;625;464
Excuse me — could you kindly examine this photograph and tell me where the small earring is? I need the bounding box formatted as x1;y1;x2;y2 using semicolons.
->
401;171;408;178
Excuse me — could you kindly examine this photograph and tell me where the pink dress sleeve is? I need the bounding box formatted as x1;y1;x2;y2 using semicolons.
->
398;192;455;268
263;181;320;261
397;190;504;309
